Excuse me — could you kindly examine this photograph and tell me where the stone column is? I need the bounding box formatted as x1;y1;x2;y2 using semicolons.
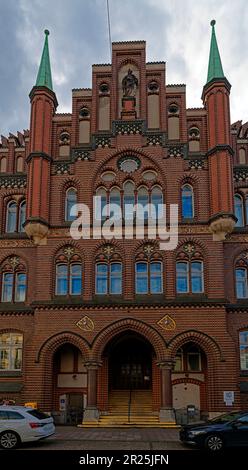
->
157;360;175;423
83;361;101;423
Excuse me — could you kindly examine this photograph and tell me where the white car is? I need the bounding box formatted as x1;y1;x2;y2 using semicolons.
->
0;406;55;449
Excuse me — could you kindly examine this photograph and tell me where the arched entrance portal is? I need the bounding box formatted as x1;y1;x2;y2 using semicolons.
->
106;332;153;390
98;331;162;425
52;343;87;424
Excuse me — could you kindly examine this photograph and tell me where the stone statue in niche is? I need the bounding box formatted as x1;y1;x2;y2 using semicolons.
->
122;69;138;97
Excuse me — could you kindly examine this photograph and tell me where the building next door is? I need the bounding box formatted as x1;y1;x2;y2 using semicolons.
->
108;332;152;390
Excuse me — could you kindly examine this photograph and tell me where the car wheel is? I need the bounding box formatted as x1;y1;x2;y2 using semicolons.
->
0;431;20;449
205;434;224;451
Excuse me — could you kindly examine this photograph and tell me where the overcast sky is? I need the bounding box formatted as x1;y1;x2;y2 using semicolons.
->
0;0;247;137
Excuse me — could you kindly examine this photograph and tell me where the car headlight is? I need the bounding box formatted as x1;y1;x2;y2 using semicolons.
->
188;430;207;437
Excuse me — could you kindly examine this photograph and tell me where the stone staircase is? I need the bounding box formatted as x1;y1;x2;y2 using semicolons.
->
81;390;178;428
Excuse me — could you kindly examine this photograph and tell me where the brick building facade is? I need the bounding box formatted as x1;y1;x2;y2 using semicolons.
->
0;21;248;425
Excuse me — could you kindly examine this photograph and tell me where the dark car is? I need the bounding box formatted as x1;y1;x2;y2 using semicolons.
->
180;411;248;451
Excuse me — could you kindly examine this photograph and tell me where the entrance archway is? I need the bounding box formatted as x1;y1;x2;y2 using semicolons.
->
105;332;153;390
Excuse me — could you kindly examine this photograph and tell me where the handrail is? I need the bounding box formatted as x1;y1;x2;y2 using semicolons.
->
128;388;132;423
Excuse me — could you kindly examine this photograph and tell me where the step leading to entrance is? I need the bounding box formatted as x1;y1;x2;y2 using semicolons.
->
81;390;178;428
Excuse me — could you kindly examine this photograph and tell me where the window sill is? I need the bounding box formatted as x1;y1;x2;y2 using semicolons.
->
172;370;202;374
176;293;207;299
53;296;83;304
0;371;22;377
233;227;248;233
0;233;28;239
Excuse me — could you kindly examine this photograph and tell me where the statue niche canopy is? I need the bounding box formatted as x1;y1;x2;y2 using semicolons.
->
122;69;138;97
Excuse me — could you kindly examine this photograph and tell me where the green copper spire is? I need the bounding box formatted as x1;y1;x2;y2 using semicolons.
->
35;30;53;90
207;20;225;83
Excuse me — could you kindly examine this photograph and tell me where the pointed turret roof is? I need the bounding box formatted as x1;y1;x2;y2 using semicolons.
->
35;30;53;90
207;20;224;83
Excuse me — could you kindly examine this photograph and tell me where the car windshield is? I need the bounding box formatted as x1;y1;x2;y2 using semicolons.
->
209;412;244;424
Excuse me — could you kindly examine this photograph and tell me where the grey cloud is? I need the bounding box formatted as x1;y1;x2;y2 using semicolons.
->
0;0;247;136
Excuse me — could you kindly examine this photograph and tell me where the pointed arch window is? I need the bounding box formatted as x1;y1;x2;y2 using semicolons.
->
65;188;77;221
182;184;194;219
18;201;26;233
234;194;244;227
135;261;163;294
109;188;121;220
95;187;107;221
1;257;27;303
151;186;163;219
95;262;122;294
123;181;135;220
137;187;149;220
6;200;26;233
6;201;17;233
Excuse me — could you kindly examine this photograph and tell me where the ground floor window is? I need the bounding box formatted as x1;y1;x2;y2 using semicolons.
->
0;332;23;370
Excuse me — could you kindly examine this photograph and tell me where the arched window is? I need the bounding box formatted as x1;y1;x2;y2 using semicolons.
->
137;187;149;220
18;201;26;233
0;333;23;370
236;268;248;299
56;262;82;296
123;181;135;220
182;184;194;219
95;187;107;221
239;331;248;371
16;156;24;173
65;188;77;222
6;200;26;233
135;261;163;294
176;260;203;294
109;188;121;220
0;157;7;173
234;194;244;227
151;186;163;219
1;256;27;303
239;148;246;165
6;201;17;233
95;262;122;294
